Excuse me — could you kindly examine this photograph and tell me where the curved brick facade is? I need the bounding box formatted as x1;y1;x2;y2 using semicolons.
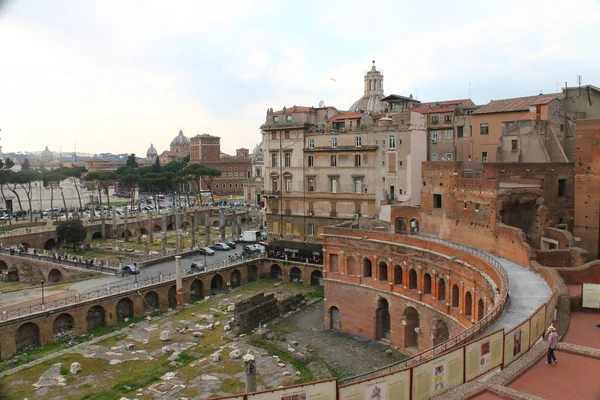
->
323;227;503;353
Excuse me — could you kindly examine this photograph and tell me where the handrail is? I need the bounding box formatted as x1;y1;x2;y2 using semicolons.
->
338;233;510;385
0;254;267;322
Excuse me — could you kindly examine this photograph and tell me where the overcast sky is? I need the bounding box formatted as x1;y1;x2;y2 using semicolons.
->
1;0;599;157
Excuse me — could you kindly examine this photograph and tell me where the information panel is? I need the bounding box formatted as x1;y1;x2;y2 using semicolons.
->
503;320;530;367
582;283;600;309
248;379;336;400
545;293;556;331
529;306;547;347
411;348;464;400
339;369;410;400
465;329;504;382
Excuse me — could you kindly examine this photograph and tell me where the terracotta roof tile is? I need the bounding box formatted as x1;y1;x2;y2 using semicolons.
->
328;112;364;122
271;106;314;115
473;93;561;115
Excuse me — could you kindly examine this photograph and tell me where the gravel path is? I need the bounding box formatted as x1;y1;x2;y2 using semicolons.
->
272;300;406;379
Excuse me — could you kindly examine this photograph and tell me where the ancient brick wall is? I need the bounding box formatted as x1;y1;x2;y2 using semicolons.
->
573;118;600;258
230;293;279;335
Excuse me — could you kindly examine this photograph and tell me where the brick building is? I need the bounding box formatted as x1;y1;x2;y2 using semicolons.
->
189;134;251;196
573;118;600;258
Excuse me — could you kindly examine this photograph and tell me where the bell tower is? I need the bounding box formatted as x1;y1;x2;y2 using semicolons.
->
364;60;384;96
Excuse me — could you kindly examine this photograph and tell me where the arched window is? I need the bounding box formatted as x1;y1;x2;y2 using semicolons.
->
409;269;417;289
378;262;388;281
465;291;473;316
394;265;403;285
423;273;432;295
438;279;446;301
452;284;460;307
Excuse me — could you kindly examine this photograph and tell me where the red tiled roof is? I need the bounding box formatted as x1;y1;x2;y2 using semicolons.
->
437;99;470;106
328;112;364;122
271;106;314;115
427;107;456;114
473;93;561;115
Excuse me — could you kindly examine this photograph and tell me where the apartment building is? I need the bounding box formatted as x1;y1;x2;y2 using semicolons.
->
243;141;264;206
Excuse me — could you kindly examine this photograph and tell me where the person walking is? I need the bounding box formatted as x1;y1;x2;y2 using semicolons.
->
546;325;559;365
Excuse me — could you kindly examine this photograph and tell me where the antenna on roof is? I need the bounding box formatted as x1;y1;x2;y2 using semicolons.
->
577;74;582;95
469;82;471;99
318;100;324;108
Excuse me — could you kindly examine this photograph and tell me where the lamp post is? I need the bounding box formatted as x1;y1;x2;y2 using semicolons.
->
40;280;45;305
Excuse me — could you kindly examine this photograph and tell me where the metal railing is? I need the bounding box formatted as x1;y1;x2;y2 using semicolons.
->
0;248;116;275
338;233;510;385
0;254;265;322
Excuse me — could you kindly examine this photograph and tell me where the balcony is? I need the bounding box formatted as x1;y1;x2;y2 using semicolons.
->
304;145;378;153
262;190;281;198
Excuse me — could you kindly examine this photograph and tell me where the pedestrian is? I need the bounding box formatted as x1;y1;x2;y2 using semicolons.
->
546;324;559;365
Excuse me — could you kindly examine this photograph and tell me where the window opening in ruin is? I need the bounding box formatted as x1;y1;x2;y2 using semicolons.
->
433;194;442;209
558;179;567;197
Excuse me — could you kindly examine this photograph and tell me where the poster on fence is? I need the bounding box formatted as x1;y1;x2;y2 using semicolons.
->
339;369;410;400
411;348;464;400
248;379;336;400
545;293;556;330
503;320;530;367
465;329;503;382
582;283;600;309
529;306;547;347
209;396;245;400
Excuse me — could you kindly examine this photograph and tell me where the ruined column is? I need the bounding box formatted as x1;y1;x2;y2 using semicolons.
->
148;211;154;242
112;211;117;240
191;212;196;249
243;354;257;393
161;231;167;255
175;256;184;307
205;214;211;246
220;213;226;242
176;212;181;231
136;211;141;242
161;211;167;232
124;208;129;242
100;207;106;238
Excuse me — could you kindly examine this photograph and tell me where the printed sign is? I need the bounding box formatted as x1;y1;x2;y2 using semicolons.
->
339;369;410;400
503;320;530;367
248;379;336;400
582;283;600;309
529;306;547;347
465;329;504;382
412;348;464;400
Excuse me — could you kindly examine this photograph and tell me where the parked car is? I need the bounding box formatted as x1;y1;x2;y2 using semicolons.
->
243;244;263;255
210;243;231;251
122;265;140;275
197;247;215;255
190;262;205;272
224;241;236;249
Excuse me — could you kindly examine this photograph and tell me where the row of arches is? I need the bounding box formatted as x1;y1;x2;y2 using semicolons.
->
344;257;488;321
269;264;323;286
394;217;419;234
0;261;64;283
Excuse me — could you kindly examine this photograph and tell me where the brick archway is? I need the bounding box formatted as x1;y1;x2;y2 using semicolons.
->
432;319;449;346
116;298;134;321
144;291;160;312
190;279;204;301
376;298;391;341
270;264;282;280
86;305;106;330
167;286;177;309
48;269;63;283
53;313;74;336
289;267;302;282
230;269;241;288
403;306;420;349
16;322;40;351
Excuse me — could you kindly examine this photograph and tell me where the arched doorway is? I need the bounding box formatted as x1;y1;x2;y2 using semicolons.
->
7;266;19;282
44;239;56;250
363;258;372;278
330;307;340;330
248;265;257;282
116;298;134;321
140;227;148;235
144;291;160;312
168;285;177;309
478;299;485;321
403;307;420;349
121;230;132;238
166;223;173;230
48;269;63;283
270;264;282;280
409;269;417;289
346;257;356;275
0;260;8;272
190;279;204;302
395;218;407;234
290;267;302;282
378;262;388;281
230;270;241;288
86;306;106;330
376;298;391;341
452;284;460;307
432;319;450;346
211;274;224;294
53;313;74;336
438;279;446;301
465;291;473;316
16;322;40;351
310;270;323;286
92;232;102;240
410;219;420;233
153;225;162;233
423;273;432;294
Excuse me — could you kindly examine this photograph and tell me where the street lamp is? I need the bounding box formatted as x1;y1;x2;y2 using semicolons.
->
40;280;45;305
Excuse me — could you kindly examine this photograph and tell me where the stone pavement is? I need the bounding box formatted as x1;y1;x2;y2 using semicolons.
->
272;300;408;379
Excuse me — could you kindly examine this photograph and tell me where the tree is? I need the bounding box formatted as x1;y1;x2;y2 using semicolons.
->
97;172;116;207
64;166;87;212
21;159;30;170
152;157;161;173
56;220;87;251
0;158;15;171
126;153;138;168
181;164;221;205
16;169;40;221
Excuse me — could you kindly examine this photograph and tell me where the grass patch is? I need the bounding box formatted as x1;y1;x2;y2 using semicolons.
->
306;286;324;300
220;378;245;393
248;339;313;384
112;361;172;393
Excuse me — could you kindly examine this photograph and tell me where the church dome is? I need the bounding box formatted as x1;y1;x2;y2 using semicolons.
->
252;141;264;156
348;60;385;113
40;145;54;161
170;129;191;146
146;143;158;158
